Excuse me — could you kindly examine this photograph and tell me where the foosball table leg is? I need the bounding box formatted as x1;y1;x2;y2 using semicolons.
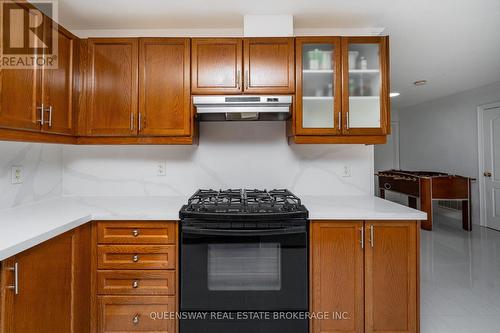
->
408;196;417;209
420;178;433;231
462;199;472;231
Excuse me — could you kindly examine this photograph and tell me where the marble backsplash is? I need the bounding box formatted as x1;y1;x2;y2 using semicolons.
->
63;122;374;197
0;142;63;209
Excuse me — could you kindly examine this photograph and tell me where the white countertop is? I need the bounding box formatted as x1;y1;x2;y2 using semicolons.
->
302;195;427;220
0;195;426;261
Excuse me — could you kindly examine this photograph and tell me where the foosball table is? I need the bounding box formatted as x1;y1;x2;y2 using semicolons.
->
376;170;474;231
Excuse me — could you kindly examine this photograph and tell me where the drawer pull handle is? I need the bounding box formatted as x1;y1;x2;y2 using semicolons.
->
132;229;140;237
132;280;139;288
132;314;140;325
132;254;139;262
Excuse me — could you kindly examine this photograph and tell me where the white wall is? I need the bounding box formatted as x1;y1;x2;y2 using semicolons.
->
374;108;405;204
374;108;399;172
63;122;374;197
398;80;500;224
0;142;63;209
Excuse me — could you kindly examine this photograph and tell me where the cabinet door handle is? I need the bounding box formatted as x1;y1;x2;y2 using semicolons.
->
346;112;350;129
130;112;134;131
7;262;19;295
132;229;140;237
338;112;341;131
245;70;249;90
138;113;142;132
132;254;139;262
37;104;44;125
360;226;364;249
237;70;241;90
369;225;374;248
132;313;140;325
46;105;53;127
132;280;139;289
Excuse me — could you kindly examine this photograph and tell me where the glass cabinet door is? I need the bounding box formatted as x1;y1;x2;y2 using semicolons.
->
342;37;389;135
296;37;342;135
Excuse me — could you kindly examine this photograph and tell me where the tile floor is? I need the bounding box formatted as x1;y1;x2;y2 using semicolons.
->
420;215;500;332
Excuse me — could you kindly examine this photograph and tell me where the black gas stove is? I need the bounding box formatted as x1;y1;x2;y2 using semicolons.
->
179;189;309;220
180;189;309;333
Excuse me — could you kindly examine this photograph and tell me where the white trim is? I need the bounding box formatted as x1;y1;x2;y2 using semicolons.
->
294;27;385;36
70;27;385;39
392;121;400;170
477;101;500;227
70;28;244;38
369;145;375;196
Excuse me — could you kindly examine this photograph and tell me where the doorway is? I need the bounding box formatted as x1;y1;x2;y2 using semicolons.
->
478;102;500;230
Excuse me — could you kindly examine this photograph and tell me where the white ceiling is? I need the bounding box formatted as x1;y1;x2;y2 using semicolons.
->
56;0;500;108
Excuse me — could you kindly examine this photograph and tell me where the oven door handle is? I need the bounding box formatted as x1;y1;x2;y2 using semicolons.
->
182;225;306;236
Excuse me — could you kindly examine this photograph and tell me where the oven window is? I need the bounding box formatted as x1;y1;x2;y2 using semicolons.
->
207;243;281;291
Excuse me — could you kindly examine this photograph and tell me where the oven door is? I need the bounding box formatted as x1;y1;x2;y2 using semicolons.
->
181;221;308;311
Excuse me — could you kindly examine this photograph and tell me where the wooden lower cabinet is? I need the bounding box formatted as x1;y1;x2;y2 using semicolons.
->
98;296;176;332
364;221;418;333
93;220;178;333
311;222;364;333
97;270;176;296
0;225;91;333
97;244;176;270
311;221;419;333
97;221;176;244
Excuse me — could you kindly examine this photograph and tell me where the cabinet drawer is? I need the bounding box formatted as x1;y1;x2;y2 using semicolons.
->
97;221;176;244
97;270;176;295
97;245;176;270
98;296;175;332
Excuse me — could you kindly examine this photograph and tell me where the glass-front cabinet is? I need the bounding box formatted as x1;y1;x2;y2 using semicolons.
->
295;37;342;135
342;36;389;135
295;36;389;140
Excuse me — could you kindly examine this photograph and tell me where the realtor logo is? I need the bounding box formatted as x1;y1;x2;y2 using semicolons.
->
1;0;58;68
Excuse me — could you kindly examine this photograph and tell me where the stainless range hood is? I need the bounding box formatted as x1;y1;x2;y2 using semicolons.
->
193;95;292;121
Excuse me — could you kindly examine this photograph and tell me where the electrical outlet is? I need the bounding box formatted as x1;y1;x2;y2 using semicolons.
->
342;165;351;177
11;166;24;184
157;161;166;176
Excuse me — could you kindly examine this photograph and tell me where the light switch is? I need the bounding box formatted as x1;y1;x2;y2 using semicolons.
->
11;166;24;184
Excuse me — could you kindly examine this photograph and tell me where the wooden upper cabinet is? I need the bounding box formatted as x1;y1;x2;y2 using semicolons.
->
86;38;138;136
291;36;390;144
0;3;40;132
191;38;242;94
0;67;40;131
341;36;389;136
139;38;191;136
311;222;364;333
364;221;418;333
295;37;342;136
41;26;75;135
0;226;90;333
243;38;295;94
